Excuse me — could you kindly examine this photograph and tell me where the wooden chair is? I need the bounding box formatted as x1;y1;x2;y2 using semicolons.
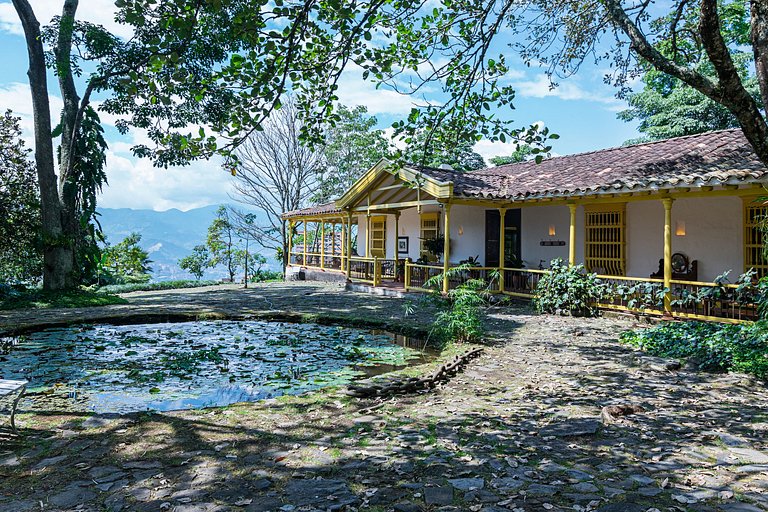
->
650;253;698;281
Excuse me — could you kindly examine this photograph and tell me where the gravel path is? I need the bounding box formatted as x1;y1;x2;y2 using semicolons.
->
1;283;767;512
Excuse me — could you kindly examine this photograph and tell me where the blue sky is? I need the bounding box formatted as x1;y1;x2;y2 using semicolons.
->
0;1;641;211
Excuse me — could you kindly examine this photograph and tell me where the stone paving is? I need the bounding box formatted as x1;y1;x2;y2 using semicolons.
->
1;282;767;512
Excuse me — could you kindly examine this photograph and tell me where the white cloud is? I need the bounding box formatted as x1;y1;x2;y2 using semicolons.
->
513;74;621;107
98;149;233;211
0;82;63;146
1;82;232;211
0;0;133;39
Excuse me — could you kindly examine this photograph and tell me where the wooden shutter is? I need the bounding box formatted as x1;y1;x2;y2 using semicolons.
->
584;204;626;276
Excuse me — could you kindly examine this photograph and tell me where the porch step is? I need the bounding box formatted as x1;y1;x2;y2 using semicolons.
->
345;282;413;298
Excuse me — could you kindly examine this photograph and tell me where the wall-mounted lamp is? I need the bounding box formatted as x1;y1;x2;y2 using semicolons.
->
548;224;556;237
458;225;464;236
676;220;686;236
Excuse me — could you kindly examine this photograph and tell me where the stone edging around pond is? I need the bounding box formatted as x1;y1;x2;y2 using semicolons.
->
345;347;484;398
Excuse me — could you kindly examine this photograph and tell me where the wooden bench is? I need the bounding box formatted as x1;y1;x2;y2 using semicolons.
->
0;379;27;434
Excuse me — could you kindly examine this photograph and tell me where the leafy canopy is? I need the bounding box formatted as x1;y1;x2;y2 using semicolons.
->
0;110;42;285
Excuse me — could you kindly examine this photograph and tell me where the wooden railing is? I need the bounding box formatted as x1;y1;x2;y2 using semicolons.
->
501;268;548;297
405;263;444;291
293;255;757;323
289;253;344;270
595;275;666;314
668;279;758;321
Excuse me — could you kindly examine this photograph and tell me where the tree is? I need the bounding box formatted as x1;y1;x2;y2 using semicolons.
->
230;99;323;270
206;206;241;282
0;110;42;284
507;0;768;161
11;0;246;289
153;0;763;173
314;105;392;203
406;131;486;172
490;146;535;166
100;232;152;284
616;1;763;143
179;245;210;281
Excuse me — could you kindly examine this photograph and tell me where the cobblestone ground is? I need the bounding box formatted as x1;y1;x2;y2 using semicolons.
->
1;283;767;512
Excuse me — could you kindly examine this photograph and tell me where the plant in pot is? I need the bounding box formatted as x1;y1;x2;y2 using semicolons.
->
507;255;525;289
422;235;446;262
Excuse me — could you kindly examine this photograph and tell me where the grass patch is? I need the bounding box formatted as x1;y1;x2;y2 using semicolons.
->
96;279;219;294
0;288;128;310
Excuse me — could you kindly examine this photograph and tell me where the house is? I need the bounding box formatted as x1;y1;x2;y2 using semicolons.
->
282;129;768;322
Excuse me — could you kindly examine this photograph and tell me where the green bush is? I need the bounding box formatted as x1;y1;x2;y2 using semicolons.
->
534;259;607;316
97;280;219;294
620;321;768;379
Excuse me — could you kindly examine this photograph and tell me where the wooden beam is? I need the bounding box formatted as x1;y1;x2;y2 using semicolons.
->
568;204;577;266
354;199;440;212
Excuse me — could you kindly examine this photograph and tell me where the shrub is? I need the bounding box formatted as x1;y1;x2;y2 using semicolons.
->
534;259;606;316
620;321;768;379
423;264;497;346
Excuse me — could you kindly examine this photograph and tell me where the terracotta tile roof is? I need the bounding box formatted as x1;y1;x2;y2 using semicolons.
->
282;202;342;218
283;130;767;217
416;129;768;200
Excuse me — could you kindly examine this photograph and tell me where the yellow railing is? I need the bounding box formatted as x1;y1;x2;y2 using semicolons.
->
501;268;548;297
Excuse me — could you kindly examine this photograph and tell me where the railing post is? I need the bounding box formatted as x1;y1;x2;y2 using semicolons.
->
373;256;381;287
498;207;506;292
662;198;674;315
404;260;411;291
442;203;452;294
568;203;577;266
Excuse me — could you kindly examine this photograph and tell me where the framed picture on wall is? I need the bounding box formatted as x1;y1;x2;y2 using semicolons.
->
397;236;409;254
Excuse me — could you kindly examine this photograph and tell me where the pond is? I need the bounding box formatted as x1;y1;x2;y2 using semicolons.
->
0;320;432;414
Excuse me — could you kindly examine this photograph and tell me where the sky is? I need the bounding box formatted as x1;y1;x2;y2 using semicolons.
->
0;1;641;212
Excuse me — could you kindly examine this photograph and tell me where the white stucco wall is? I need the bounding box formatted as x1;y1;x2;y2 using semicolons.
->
446;205;487;263
520;205;582;268
353;196;741;280
626;197;743;281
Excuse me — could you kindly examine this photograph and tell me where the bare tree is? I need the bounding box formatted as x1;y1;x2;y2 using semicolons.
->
230;99;322;271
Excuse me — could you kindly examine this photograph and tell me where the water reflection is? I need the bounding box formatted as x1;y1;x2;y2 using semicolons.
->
0;321;433;414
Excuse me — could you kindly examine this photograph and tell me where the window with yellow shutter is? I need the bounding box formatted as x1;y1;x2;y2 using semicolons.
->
744;199;768;278
369;216;386;257
584;204;626;276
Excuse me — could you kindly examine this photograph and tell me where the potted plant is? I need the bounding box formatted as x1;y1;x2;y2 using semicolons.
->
422;235;446;262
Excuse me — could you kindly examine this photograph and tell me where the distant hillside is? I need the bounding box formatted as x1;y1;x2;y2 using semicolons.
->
97;205;276;281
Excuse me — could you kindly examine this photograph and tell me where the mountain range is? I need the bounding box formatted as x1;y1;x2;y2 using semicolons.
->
97;205;275;281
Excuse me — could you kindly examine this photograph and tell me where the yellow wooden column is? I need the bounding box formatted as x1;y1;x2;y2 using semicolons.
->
394;211;400;268
340;221;346;272
320;221;326;269
346;211;353;279
366;213;371;257
302;221;307;265
286;220;294;267
568;204;577;266
662;198;674;315
498;207;506;292
442;203;452;294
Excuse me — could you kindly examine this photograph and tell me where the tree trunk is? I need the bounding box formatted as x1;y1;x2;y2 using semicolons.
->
13;0;75;289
